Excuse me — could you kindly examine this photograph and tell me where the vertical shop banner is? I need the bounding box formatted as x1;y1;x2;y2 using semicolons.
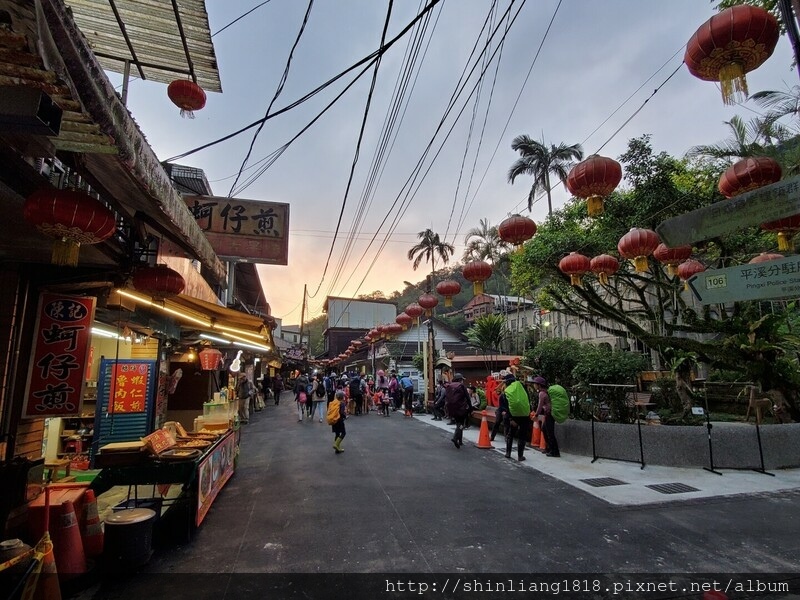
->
109;362;150;413
22;293;96;419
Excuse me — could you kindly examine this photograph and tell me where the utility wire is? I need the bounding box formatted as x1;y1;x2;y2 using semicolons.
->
212;1;273;37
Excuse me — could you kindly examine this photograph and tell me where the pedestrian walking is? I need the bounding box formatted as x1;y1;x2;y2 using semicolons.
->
533;376;560;457
349;374;364;416
432;380;446;421
295;372;309;422
400;374;414;416
503;372;532;461
388;371;400;411
328;390;347;454
235;372;253;425
272;373;283;405
311;376;327;422
444;373;471;449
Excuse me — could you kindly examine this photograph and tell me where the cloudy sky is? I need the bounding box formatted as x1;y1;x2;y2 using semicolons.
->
110;0;796;323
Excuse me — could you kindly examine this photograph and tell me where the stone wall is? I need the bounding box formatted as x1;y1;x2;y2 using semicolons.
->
558;420;800;470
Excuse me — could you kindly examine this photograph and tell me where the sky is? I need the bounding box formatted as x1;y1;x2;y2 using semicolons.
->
107;0;798;324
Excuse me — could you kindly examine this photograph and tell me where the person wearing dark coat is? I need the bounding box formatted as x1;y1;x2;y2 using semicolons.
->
444;373;471;449
490;381;510;442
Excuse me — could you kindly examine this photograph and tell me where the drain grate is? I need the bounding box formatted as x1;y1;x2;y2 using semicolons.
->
646;482;700;495
580;477;628;488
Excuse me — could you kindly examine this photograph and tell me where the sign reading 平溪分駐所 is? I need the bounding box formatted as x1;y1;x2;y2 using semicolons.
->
687;255;800;304
184;195;290;265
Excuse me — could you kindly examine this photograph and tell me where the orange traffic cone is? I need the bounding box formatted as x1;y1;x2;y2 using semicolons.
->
51;499;86;581
531;419;542;448
28;532;61;600
80;489;104;558
475;410;493;449
538;420;548;452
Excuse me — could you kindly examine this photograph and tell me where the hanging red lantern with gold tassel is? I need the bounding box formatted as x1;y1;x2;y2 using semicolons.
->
167;80;207;118
718;157;781;198
618;228;660;273
653;243;693;276
132;264;186;300
498;215;537;249
566;155;622;217
435;280;461;307
590;254;619;286
677;259;706;291
558;252;591;287
462;260;492;296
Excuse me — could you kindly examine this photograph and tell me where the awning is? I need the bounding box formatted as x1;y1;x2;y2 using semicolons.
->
116;289;277;355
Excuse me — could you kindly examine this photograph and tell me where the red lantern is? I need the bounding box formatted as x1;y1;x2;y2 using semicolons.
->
618;228;660;273
718;157;782;198
685;5;780;105
167;80;207;118
418;293;439;316
352;340;363;348
396;312;413;330
435;280;461;307
565;155;622;217
463;260;493;296
386;323;404;337
498;215;537;248
590;254;619;286
558;252;591;286
23;188;117;267
405;303;424;323
198;347;223;371
677;259;706;291
132;264;186;299
749;252;784;264
761;215;800;251
368;328;380;341
653;243;693;276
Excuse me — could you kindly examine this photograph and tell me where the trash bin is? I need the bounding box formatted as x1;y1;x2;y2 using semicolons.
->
103;508;156;572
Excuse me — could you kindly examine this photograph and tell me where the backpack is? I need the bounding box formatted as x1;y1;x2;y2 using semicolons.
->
306;383;313;396
349;378;362;397
549;384;570;424
315;382;326;398
298;391;307;404
324;376;334;393
505;381;531;417
326;399;342;425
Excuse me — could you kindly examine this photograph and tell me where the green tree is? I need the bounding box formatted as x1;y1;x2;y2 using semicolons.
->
407;229;455;291
465;314;509;375
507;135;583;215
462;218;508;263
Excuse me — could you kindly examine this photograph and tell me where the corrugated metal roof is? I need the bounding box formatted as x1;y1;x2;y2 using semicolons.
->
65;0;222;92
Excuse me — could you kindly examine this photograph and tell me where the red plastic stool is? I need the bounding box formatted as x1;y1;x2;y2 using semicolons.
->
63;440;83;455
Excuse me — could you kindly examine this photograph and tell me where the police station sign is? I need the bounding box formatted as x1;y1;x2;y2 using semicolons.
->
184;195;290;265
687;255;800;304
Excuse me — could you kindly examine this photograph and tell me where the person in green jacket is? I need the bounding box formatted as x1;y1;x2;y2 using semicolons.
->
502;372;532;461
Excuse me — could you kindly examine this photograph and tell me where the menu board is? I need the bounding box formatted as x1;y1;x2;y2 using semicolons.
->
196;432;236;526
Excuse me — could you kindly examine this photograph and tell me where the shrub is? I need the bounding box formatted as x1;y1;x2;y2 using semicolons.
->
650;377;683;413
524;338;585;389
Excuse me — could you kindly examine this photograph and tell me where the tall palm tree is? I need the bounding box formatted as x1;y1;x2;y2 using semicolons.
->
507;135;583;215
462;218;507;263
465;314;509;373
407;229;455;291
686;115;771;160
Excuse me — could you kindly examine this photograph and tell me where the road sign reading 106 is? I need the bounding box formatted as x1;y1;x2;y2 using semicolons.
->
687;255;800;304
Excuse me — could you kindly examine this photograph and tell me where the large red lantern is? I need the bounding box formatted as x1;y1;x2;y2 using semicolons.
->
435;280;461;307
565;155;622;217
23;188;117;267
132;264;186;299
653;243;693;276
718;157;782;198
618;228;660;273
684;5;780;105
590;254;619;286
352;340;363;348
498;215;537;248
749;252;784;264
386;323;404;337
396;312;413;330
368;328;380;341
167;80;207;118
761;216;800;251
677;259;706;291
405;303;424;324
418;293;439;316
463;260;492;296
559;252;591;286
198;347;223;371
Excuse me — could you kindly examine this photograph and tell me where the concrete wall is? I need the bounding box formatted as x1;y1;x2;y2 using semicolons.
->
557;420;800;470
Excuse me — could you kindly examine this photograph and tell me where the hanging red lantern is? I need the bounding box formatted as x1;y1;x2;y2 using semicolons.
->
435;280;461;307
198;347;223;371
405;303;424;324
684;5;780;105
590;254;619;286
718;157;782;198
749;252;784;264
396;312;413;330
386;323;404;337
559;252;591;286
618;228;660;273
761;215;800;251
653;243;693;276
352;340;363;348
23;188;117;267
677;259;706;291
132;264;186;299
498;215;537;248
167;79;207;118
368;328;380;341
565;155;622;217
463;260;493;296
418;293;438;316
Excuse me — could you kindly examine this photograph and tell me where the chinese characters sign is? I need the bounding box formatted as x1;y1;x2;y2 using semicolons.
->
142;429;176;455
688;255;800;304
184;195;290;265
23;293;95;419
109;362;149;413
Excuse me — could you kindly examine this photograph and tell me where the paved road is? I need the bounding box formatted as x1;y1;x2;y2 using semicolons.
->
77;391;800;599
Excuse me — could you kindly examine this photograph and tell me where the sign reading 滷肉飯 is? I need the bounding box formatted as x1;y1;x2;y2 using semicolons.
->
657;175;800;247
687;255;800;304
184;195;290;265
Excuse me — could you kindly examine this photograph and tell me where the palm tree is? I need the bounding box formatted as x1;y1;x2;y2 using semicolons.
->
465;314;509;374
407;229;455;291
686;115;779;161
462;218;508;263
507;135;583;215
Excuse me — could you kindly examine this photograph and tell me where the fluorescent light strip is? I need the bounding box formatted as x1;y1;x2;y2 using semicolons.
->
199;333;232;345
92;327;122;339
220;332;271;352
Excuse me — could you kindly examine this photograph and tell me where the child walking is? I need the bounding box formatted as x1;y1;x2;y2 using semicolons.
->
328;390;347;454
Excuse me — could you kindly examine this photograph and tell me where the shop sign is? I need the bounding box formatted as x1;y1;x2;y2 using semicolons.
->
108;362;150;413
197;432;236;526
184;195;290;265
22;293;95;419
142;429;176;455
